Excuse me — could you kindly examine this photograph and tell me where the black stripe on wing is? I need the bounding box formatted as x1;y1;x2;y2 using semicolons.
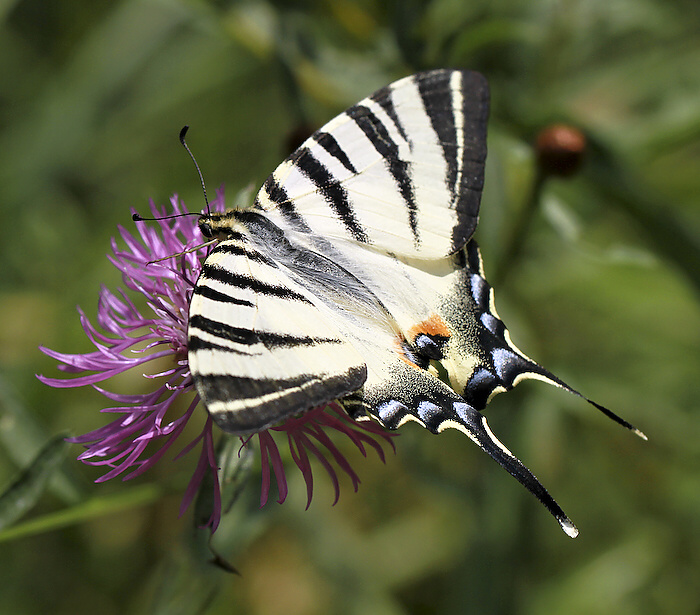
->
199;364;367;435
346;105;419;246
189;314;344;350
452;71;489;251
314;131;358;174
188;336;257;356
258;175;313;233
290;147;369;243
201;371;353;405
189;314;259;346
417;72;459;196
202;373;310;404
200;263;312;303
192;284;255;307
214;242;277;266
414;70;489;252
370;85;410;145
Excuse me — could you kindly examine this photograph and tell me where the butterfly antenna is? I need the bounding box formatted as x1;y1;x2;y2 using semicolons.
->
132;126;212;223
179;125;210;216
132;211;199;222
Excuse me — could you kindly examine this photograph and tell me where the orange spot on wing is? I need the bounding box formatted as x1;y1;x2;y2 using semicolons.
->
393;315;451;370
407;313;451;341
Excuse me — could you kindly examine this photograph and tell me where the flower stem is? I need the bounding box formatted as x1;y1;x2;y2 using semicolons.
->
493;168;547;288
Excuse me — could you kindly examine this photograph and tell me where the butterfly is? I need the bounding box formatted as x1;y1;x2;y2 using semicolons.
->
187;69;643;537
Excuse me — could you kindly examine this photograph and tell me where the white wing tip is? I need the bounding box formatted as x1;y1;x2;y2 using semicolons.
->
560;518;579;539
633;427;649;441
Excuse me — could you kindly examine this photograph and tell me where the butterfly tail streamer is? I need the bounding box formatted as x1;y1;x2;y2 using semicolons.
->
343;356;579;536
444;241;646;440
448;402;579;538
548;376;648;440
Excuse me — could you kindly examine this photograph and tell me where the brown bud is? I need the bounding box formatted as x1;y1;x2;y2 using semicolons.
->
535;124;587;177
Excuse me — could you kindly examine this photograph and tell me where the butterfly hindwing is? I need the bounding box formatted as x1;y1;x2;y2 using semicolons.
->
436;242;644;436
336;240;578;536
341;343;579;538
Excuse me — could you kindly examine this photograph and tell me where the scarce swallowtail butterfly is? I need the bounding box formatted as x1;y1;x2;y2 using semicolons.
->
187;69;644;537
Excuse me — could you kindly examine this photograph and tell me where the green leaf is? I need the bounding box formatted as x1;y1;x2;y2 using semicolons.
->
0;432;71;530
0;483;162;543
0;375;84;504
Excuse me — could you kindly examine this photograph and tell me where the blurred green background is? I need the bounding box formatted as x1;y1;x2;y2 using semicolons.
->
1;0;699;614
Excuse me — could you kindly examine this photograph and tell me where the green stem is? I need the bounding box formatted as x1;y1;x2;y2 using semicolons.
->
493;168;548;287
0;483;162;543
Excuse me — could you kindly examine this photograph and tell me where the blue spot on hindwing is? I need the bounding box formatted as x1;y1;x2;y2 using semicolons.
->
492;348;525;382
452;401;474;426
377;400;409;429
470;274;489;308
415;334;443;359
465;367;498;409
480;312;500;335
417;400;442;430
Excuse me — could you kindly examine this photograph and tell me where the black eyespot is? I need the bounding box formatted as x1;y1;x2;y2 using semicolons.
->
414;333;445;360
401;340;430;370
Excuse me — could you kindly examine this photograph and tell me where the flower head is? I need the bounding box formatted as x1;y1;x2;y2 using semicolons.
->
38;191;395;532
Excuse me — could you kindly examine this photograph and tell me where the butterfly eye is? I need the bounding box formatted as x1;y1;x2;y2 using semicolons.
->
199;220;214;238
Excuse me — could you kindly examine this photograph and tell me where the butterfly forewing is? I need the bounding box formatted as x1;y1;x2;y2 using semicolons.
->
188;233;367;434
256;69;489;258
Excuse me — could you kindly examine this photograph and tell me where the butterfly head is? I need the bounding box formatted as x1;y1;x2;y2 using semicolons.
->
198;210;238;241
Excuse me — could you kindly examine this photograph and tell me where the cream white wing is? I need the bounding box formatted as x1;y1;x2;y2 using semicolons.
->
255;69;489;259
188;234;367;435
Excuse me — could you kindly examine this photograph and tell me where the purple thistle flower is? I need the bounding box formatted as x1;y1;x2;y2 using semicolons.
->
38;191;395;532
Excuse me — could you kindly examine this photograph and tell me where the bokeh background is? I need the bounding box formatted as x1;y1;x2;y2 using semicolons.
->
1;1;699;614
